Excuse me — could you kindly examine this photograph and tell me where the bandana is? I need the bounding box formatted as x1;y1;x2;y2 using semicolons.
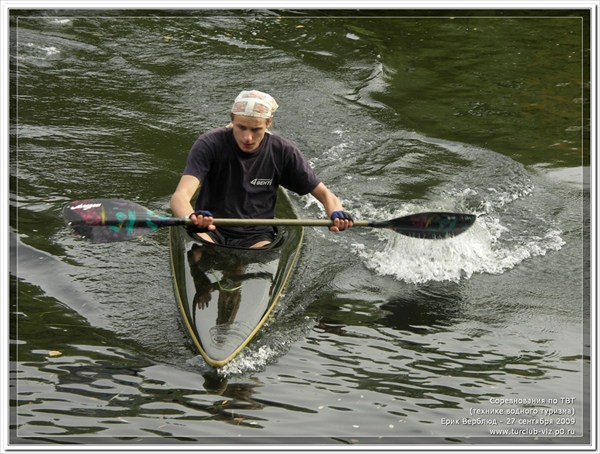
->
231;90;279;119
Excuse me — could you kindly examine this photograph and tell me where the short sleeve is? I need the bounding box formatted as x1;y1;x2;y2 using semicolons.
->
280;142;321;196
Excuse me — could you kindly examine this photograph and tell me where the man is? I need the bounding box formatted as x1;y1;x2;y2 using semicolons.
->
170;89;353;248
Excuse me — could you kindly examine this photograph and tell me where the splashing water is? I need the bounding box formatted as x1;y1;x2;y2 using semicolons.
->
358;214;565;285
318;128;569;285
215;315;315;377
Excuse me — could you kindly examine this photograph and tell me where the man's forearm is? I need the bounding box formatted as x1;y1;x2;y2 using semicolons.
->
170;192;194;218
311;182;344;217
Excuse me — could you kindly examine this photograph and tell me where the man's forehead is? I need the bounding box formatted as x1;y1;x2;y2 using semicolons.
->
231;115;270;127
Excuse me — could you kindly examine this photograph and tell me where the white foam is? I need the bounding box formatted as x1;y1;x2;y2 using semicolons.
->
24;43;60;57
217;315;314;377
218;345;276;377
358;215;565;285
49;18;72;25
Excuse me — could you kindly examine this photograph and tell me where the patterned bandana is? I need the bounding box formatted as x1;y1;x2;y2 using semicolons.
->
231;90;279;119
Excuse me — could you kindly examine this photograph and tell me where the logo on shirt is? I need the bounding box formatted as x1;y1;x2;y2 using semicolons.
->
251;178;273;186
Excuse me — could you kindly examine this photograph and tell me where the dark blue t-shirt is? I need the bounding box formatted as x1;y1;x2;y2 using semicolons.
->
183;127;320;234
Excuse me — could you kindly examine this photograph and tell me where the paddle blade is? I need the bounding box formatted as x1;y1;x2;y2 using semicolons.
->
372;212;477;239
63;199;183;242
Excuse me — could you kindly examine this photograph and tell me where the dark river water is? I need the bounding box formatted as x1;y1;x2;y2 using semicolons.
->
7;8;593;451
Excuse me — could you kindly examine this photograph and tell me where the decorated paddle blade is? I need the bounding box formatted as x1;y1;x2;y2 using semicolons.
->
63;199;186;243
371;212;477;239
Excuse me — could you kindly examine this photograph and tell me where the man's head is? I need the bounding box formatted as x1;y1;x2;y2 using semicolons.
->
231;90;278;120
230;90;278;153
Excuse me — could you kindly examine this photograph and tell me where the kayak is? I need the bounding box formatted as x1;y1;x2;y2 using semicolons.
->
169;190;304;367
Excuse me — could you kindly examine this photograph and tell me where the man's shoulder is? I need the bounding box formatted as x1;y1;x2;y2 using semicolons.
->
192;127;231;151
199;127;231;142
266;132;299;151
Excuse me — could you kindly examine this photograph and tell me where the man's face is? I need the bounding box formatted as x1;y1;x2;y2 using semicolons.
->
231;115;271;153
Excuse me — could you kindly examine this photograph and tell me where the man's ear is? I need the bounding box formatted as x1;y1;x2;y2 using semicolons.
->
266;117;273;128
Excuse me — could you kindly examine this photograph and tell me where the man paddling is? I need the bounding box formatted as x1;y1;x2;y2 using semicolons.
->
170;89;353;248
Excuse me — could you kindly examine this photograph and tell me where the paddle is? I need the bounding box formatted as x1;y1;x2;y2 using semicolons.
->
63;199;477;243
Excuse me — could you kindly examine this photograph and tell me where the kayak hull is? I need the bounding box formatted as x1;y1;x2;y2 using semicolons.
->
169;195;303;367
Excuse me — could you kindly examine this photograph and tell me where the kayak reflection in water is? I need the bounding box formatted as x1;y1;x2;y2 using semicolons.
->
170;89;354;249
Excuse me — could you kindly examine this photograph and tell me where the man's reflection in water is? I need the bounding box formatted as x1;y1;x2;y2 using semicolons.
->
186;243;275;329
187;244;244;326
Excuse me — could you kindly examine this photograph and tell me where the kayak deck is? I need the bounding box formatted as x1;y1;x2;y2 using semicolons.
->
169;195;304;367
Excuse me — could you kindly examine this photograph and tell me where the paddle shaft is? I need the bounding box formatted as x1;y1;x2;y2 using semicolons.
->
77;217;367;228
211;218;367;228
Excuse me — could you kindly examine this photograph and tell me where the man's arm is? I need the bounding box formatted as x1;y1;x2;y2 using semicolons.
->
310;182;353;232
170;174;215;230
